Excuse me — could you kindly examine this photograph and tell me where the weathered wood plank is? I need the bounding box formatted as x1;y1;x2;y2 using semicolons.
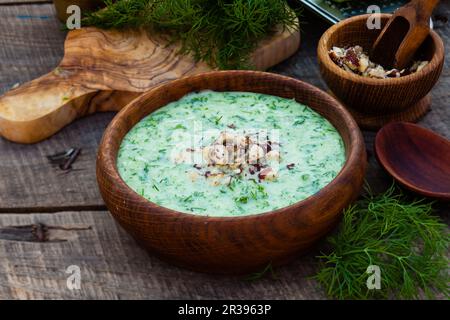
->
0;111;112;211
0;4;66;94
0;1;50;4
0;211;325;300
1;210;447;300
0;4;109;210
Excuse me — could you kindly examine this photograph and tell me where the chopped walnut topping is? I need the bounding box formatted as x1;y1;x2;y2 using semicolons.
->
343;48;360;71
329;45;428;79
266;150;280;161
178;130;281;186
248;144;265;164
410;60;429;73
258;167;278;181
187;171;200;182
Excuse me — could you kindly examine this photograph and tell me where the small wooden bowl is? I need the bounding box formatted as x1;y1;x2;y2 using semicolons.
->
96;71;366;274
318;14;445;130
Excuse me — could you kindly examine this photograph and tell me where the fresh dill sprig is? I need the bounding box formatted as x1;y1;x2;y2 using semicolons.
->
315;185;449;300
245;262;278;281
83;0;300;69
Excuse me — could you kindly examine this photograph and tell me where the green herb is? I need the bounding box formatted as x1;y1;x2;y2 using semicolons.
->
315;185;449;300
159;177;169;184
293;116;305;126
188;207;206;212
235;196;248;204
232;115;247;122
228;178;240;191
245;262;278;281
83;0;300;69
255;183;268;198
214;115;223;125
173;124;187;130
234;181;268;205
182;191;204;203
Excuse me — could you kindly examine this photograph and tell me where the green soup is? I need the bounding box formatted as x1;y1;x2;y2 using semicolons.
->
117;91;346;217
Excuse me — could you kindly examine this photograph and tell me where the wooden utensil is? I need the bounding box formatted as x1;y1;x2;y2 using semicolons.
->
96;71;367;274
375;122;450;200
318;14;444;130
0;26;300;144
371;0;440;70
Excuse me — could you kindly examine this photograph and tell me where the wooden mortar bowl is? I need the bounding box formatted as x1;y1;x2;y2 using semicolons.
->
318;14;444;129
96;71;367;274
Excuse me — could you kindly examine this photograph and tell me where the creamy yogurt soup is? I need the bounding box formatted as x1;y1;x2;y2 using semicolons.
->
117;91;346;217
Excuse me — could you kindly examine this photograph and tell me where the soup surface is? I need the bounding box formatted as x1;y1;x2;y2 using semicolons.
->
117;91;345;217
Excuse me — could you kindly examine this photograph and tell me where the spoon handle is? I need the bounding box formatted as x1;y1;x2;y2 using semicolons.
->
408;0;440;24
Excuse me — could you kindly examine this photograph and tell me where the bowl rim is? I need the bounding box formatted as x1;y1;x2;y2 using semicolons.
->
97;70;366;222
317;13;445;86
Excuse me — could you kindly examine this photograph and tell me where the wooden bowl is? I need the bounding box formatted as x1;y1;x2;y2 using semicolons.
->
375;122;450;200
96;71;366;274
318;14;445;129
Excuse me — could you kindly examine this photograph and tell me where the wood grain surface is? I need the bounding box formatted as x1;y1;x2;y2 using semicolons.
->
0;9;300;143
0;1;448;299
0;211;329;300
0;0;50;3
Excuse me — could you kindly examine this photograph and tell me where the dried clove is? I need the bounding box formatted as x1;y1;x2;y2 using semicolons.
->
47;148;75;165
60;148;81;171
46;148;81;171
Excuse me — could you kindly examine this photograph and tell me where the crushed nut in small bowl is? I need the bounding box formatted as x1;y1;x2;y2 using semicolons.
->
329;45;429;79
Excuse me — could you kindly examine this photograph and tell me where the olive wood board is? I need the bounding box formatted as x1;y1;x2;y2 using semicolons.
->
0;25;300;144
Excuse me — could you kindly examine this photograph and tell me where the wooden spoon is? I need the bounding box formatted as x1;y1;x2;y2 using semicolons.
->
371;0;440;70
375;122;450;200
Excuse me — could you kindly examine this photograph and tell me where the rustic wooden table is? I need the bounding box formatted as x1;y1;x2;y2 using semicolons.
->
0;1;448;300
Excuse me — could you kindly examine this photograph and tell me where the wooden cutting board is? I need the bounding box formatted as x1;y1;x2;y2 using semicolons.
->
0;26;300;144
